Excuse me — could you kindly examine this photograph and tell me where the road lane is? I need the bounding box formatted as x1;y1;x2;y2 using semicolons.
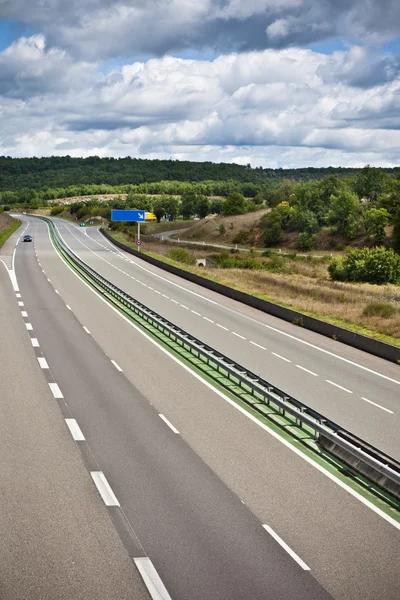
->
16;218;332;600
15;215;400;600
53;218;400;456
0;251;150;600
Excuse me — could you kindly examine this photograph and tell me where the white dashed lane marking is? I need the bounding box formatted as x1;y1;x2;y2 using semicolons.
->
25;323;33;331
66;305;71;310
83;326;91;334
296;365;318;376
48;383;64;399
91;472;120;506
272;352;291;363
180;304;189;310
159;414;180;434
326;380;352;394
65;418;85;441
31;338;40;347
250;341;266;350
38;357;49;369
217;323;229;331
21;311;28;317
232;332;246;340
191;310;201;316
111;359;123;372
204;317;214;323
361;397;394;414
18;301;24;306
262;525;310;571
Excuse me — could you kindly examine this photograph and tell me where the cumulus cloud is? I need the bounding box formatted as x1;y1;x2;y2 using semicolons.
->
1;1;400;59
0;36;399;166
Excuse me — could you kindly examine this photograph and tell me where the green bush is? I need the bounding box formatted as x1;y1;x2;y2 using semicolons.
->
218;224;226;235
50;206;63;216
263;222;282;247
168;248;195;265
362;302;397;318
329;247;400;284
232;229;250;244
297;232;314;251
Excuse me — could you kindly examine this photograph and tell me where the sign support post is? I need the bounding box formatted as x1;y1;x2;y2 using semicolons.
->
137;221;141;252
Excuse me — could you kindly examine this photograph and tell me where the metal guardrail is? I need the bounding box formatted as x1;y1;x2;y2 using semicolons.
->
41;217;400;496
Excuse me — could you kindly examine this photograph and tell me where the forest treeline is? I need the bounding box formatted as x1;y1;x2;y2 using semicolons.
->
1;155;399;193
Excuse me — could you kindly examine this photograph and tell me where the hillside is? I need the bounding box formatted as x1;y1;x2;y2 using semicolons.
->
180;209;270;247
1;155;398;192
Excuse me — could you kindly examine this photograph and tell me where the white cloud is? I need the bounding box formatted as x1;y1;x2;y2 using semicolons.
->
0;36;399;166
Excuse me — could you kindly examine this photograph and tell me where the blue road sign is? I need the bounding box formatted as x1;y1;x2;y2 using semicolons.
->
111;210;145;222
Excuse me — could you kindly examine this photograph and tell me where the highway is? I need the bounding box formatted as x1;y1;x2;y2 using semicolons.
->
59;217;399;457
2;214;400;599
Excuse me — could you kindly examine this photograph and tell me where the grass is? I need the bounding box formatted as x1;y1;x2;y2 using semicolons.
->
108;231;400;347
0;217;21;249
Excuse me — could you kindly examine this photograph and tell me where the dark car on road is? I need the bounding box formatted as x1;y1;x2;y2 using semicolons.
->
23;235;32;242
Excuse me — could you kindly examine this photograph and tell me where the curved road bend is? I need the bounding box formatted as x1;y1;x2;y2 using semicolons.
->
55;217;399;457
6;214;400;600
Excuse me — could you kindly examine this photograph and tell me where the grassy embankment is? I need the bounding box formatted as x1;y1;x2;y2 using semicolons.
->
0;214;21;249
108;229;400;348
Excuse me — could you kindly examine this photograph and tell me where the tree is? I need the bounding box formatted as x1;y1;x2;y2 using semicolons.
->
196;195;210;219
210;198;224;214
180;191;197;219
297;232;314;251
328;191;361;238
364;207;390;244
162;196;179;220
153;199;165;223
393;208;400;253
354;165;391;202
223;192;246;215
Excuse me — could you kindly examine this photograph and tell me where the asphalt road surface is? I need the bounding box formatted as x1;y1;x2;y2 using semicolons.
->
57;217;399;458
3;215;400;600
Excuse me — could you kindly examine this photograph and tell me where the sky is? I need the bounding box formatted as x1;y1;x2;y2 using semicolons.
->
0;1;399;168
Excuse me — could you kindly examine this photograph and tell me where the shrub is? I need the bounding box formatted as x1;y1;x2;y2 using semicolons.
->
297;232;314;251
329;247;400;284
51;206;63;216
263;222;282;246
232;229;249;244
218;224;226;235
168;248;195;265
362;302;397;318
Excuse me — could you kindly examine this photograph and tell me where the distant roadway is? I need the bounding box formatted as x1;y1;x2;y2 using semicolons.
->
0;215;399;600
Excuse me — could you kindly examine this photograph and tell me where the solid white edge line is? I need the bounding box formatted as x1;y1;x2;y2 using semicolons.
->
38;357;49;369
272;352;291;363
262;525;310;571
48;382;64;399
111;359;123;372
134;557;173;600
296;365;318;376
83;326;91;334
65;418;85;441
361;397;394;414
90;471;120;506
47;221;400;531
326;380;353;394
159;414;180;434
25;323;33;331
31;338;40;347
96;228;400;387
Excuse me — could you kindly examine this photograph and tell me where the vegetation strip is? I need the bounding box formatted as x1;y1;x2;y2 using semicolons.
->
0;218;21;249
44;219;400;516
104;230;400;361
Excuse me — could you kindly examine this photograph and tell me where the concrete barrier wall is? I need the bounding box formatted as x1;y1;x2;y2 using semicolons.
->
101;229;400;364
